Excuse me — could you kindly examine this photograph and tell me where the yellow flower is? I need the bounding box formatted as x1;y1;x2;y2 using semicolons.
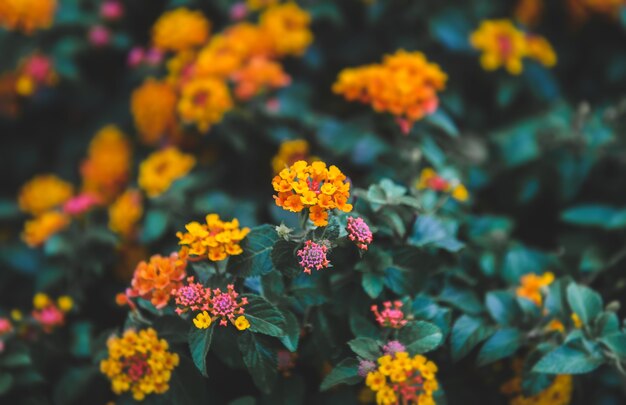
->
376;386;397;405
15;75;35;96
81;125;132;202
177;214;250;261
451;184;469;202
571;313;583;328
502;359;572;405
271;140;314;174
57;296;73;312
18;174;73;216
177;77;233;132
33;292;51;309
22;211;70;247
231;57;291;101
131;79;178;145
0;0;57;34
470;19;528;75
10;309;22;321
152;8;210;52
545;319;565;333
515;272;555;306
193;311;212;329
109;189;143;238
246;0;279;11
138;147;196;197
525;34;557;67
100;328;179;401
234;316;250;331
260;3;313;56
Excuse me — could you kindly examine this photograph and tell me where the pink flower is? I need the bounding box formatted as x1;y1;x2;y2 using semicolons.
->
358;359;377;376
63;193;101;215
229;2;248;21
171;276;211;315
23;55;53;83
265;98;281;113
297;240;330;275
346;217;373;250
88;25;110;47
371;301;408;329
100;0;124;21
144;48;164;66
32;305;65;332
209;284;247;326
127;47;145;67
0;318;12;335
383;340;406;355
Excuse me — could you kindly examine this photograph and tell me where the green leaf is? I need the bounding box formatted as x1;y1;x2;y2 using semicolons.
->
399;321;443;354
238;332;277;394
349;314;380;340
361;273;384;298
243;295;286;337
566;283;603;326
476;328;522;366
270;240;301;278
409;215;464;252
521;345;555;396
228;225;278;277
320;358;361;391
140;209;168;243
485;291;520;326
279;309;300;352
533;343;604;374
451;315;493;361
348;337;380;360
0;351;31;368
561;204;626;230
600;333;626;358
188;325;214;377
425;109;460;138
0;373;13;396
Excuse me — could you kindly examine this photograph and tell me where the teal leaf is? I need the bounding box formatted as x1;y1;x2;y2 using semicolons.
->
533;344;604;374
188;325;215;377
561;204;626;230
399;321;443;354
242;294;286;337
451;315;493;361
477;328;522;366
566;283;603;326
348;337;380;360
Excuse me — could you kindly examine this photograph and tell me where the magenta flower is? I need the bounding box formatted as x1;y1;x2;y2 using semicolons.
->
297;240;330;275
371;301;408;329
346;217;373;250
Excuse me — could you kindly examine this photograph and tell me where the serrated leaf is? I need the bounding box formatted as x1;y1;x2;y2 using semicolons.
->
243;295;286;337
270;240;301;278
320;358;361;391
362;273;384;298
533;344;604;374
476;328;522;366
348;337;380;360
279;309;300;352
188;325;214;377
228;225;278;277
238;332;277;394
399;321;443;354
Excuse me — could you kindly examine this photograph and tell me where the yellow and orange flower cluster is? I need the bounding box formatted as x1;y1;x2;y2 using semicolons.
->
131;79;178;145
501;359;572;405
133;4;312;134
31;292;73;332
273;161;353;226
333;50;447;133
365;352;439;405
124;253;187;309
152;8;211;52
416;168;469;202
246;0;280;11
100;328;179;401
177;214;250;261
109;189;143;239
138;147;196;197
271;139;315;174
81;125;132;202
516;272;555;306
18;174;73;216
470;19;556;75
0;0;57;34
21;211;70;247
14;53;58;97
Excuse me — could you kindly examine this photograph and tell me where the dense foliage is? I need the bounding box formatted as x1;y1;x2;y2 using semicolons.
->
2;0;626;404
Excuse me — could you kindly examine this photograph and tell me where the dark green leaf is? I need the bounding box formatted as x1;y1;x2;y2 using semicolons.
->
271;240;301;278
228;225;278;277
399;321;443;354
188;325;214;377
533;344;604;374
566;283;603;326
243;294;286;337
361;273;384;298
238;332;277;394
348;337;380;360
451;315;493;361
320;358;361;391
476;328;522;366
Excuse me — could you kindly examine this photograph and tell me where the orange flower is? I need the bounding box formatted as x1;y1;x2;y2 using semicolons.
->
125;253;187;309
231;57;290;101
81;125;132;202
516;272;555;306
272;160;352;226
152;8;210;52
0;0;57;34
108;189;143;239
333;50;446;132
515;0;544;26
131;79;178;145
22;211;70;247
271;139;314;174
18;174;73;216
260;3;313;56
176;214;250;261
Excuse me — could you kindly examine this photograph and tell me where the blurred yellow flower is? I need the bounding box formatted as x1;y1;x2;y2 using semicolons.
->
18;174;73;216
260;3;313;56
177;77;233;132
0;0;57;34
138;147;196;197
152;8;210;52
22;211;70;247
131;79;178;145
108;189;143;239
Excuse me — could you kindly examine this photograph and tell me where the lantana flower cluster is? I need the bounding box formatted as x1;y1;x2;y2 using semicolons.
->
365;351;439;405
371;301;408;329
123;253;188;310
12;53;58;97
31;293;73;333
100;328;180;401
176;214;250;261
130;2;312;141
470;19;557;75
297;240;330;274
273;160;353;226
138;147;196;197
333;50;447;133
416;168;470;202
346;217;373;250
515;272;555;306
0;0;57;34
172;277;250;330
271;139;316;174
